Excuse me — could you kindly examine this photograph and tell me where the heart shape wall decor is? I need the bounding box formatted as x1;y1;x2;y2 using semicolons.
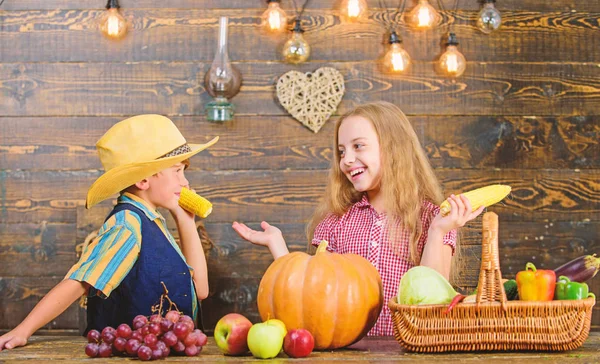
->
276;67;345;133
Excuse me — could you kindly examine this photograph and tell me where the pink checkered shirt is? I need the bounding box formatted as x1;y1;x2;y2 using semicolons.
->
312;195;456;336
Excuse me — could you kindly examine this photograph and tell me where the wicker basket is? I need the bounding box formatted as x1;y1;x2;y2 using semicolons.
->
388;212;596;352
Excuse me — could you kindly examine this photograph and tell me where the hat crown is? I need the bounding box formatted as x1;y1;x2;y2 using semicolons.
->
97;115;186;171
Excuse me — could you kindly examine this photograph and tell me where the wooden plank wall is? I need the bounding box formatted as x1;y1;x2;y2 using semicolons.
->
0;0;598;334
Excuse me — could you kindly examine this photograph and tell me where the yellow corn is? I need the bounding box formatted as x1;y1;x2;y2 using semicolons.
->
440;184;511;216
179;187;213;218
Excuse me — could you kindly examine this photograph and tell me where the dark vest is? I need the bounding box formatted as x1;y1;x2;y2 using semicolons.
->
85;203;195;333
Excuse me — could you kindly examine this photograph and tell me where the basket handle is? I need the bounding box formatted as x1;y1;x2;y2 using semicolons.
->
475;212;507;309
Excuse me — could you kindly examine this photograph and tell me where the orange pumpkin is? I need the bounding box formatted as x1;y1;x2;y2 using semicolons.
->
257;241;383;349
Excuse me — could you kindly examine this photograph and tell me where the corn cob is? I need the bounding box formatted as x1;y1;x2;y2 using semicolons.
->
440;184;511;216
179;187;213;218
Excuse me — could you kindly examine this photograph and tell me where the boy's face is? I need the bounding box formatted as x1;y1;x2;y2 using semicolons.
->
337;115;382;194
146;162;189;211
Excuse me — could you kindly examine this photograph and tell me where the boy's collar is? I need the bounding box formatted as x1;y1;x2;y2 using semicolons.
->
119;192;164;221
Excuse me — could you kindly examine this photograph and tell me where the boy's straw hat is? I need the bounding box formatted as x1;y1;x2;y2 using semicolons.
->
86;114;218;209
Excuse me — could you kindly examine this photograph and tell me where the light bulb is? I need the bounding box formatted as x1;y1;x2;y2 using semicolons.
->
100;0;127;39
437;33;466;78
477;0;502;34
341;0;368;21
282;20;310;64
382;32;411;73
261;0;288;33
406;0;441;29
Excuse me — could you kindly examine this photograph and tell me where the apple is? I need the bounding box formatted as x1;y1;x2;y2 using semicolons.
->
265;318;287;337
214;313;253;356
247;322;285;359
283;329;314;358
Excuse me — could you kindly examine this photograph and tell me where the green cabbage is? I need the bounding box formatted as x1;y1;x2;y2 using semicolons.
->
397;266;457;305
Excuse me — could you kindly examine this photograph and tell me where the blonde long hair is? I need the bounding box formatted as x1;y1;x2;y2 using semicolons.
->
307;102;444;265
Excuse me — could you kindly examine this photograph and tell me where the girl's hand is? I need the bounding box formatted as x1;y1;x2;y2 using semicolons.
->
232;221;283;248
0;328;28;351
431;194;485;234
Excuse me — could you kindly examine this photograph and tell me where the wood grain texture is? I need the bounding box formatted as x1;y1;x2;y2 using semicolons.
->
1;62;599;117
1;169;598;224
3;0;599;12
1;115;598;170
1;9;598;63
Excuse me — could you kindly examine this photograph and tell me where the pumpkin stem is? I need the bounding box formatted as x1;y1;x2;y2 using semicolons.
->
316;240;329;254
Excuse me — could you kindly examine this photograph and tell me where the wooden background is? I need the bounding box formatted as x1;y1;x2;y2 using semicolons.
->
0;0;598;334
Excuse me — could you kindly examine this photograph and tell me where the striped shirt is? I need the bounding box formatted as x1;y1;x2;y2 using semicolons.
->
312;195;456;336
66;192;197;319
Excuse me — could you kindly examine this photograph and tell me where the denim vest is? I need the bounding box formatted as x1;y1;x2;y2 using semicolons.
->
85;203;195;333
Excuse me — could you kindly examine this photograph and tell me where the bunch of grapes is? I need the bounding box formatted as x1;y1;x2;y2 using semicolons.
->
84;283;207;361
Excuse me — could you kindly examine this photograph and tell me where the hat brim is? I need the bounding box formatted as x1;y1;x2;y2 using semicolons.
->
86;136;219;209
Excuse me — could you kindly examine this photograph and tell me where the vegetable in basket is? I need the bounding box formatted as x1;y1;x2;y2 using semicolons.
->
554;276;595;300
554;254;600;283
397;266;456;305
516;262;555;301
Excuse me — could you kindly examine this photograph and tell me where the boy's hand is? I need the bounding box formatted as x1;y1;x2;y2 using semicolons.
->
171;187;196;223
431;194;485;234
0;328;28;351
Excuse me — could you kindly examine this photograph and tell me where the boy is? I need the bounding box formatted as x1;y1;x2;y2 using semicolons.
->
0;114;218;350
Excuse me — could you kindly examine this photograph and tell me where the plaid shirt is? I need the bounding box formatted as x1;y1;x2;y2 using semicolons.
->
312;195;456;336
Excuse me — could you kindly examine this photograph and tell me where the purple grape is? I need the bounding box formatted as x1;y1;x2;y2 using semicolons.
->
144;333;158;348
101;326;116;337
133;315;148;325
173;340;186;353
196;331;207;347
162;345;171;357
179;315;193;323
85;343;99;357
141;325;150;336
125;339;141;356
185;344;199;356
160;318;173;332
165;310;180;323
113;337;127;352
133;319;146;330
132;329;144;342
173;322;190;340
148;322;162;336
101;331;116;344
117;323;132;339
162;331;178;347
137;345;153;361
183;332;197;347
152;348;164;360
87;329;101;343
98;342;112;358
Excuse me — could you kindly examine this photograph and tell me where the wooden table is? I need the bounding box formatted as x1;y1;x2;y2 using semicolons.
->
1;334;599;363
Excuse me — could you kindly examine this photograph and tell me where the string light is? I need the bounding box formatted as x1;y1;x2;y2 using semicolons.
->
282;19;311;64
436;32;466;77
477;0;501;34
405;0;441;29
341;0;368;21
261;0;288;33
100;0;127;40
382;31;411;73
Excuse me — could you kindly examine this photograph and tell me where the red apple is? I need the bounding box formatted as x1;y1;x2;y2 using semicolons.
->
283;329;314;358
214;313;253;356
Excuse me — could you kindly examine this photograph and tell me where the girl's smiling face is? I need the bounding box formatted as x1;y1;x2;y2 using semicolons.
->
337;115;382;194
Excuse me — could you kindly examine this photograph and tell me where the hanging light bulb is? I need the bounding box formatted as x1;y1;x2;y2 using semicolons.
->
477;0;502;34
261;0;288;33
382;31;411;73
100;0;127;39
437;33;467;78
406;0;441;29
282;19;311;64
340;0;368;21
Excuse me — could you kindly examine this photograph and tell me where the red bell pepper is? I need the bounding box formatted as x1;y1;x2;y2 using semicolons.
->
516;262;556;301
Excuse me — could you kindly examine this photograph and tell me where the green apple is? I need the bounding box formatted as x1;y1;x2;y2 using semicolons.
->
247;322;285;359
265;319;287;338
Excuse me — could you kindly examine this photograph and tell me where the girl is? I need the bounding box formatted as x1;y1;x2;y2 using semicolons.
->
232;101;483;336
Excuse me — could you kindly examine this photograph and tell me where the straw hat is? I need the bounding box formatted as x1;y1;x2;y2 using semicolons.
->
86;114;219;209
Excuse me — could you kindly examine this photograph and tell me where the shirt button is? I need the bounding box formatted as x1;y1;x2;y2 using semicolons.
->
371;241;378;248
375;220;383;226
